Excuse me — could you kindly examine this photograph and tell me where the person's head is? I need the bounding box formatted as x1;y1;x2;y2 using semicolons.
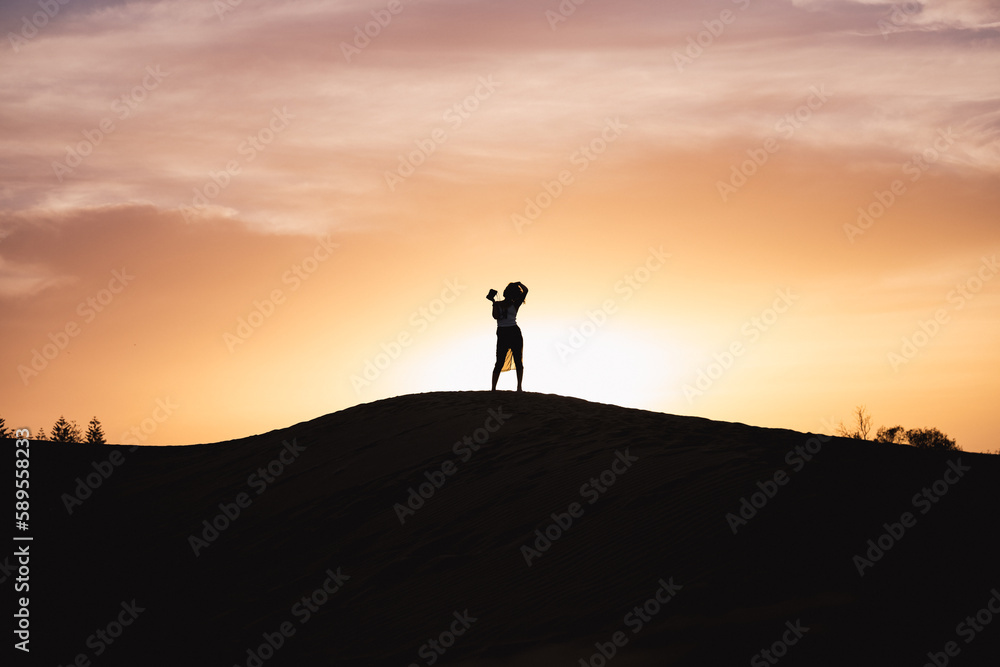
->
503;282;525;304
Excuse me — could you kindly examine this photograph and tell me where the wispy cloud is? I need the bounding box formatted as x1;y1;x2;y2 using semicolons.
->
2;0;997;236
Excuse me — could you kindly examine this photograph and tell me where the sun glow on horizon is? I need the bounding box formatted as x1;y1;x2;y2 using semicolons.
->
377;319;689;415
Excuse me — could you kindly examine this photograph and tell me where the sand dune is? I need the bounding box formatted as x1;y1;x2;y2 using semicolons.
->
26;391;1000;665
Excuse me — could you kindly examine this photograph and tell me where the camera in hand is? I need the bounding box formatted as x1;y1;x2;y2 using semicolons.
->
486;288;498;301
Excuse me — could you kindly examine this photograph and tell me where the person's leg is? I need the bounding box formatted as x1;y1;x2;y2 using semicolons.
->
512;327;524;392
492;329;507;391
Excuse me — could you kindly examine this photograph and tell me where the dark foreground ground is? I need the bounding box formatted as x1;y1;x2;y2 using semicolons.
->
12;391;1000;666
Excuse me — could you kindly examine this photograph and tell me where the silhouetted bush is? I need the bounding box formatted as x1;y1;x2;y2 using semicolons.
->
875;425;906;444
905;427;958;451
837;405;873;439
839;405;960;450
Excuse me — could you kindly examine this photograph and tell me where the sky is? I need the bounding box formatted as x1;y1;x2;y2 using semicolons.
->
1;0;998;449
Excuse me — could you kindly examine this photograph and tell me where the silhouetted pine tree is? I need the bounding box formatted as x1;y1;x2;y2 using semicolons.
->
0;417;8;438
51;416;83;443
85;417;106;444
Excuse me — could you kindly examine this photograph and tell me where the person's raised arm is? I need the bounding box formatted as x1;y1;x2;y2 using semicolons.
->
516;282;528;302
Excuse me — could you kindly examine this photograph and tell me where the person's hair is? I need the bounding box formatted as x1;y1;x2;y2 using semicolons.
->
503;282;526;304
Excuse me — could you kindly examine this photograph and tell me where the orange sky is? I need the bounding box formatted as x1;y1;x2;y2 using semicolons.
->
2;0;998;449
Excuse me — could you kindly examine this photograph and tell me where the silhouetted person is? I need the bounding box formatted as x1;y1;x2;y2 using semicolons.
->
488;282;528;391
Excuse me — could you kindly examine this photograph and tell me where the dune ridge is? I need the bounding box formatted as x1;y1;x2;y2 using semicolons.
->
29;391;1000;666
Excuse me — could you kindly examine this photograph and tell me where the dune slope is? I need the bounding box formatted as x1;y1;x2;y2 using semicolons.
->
29;391;1000;666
